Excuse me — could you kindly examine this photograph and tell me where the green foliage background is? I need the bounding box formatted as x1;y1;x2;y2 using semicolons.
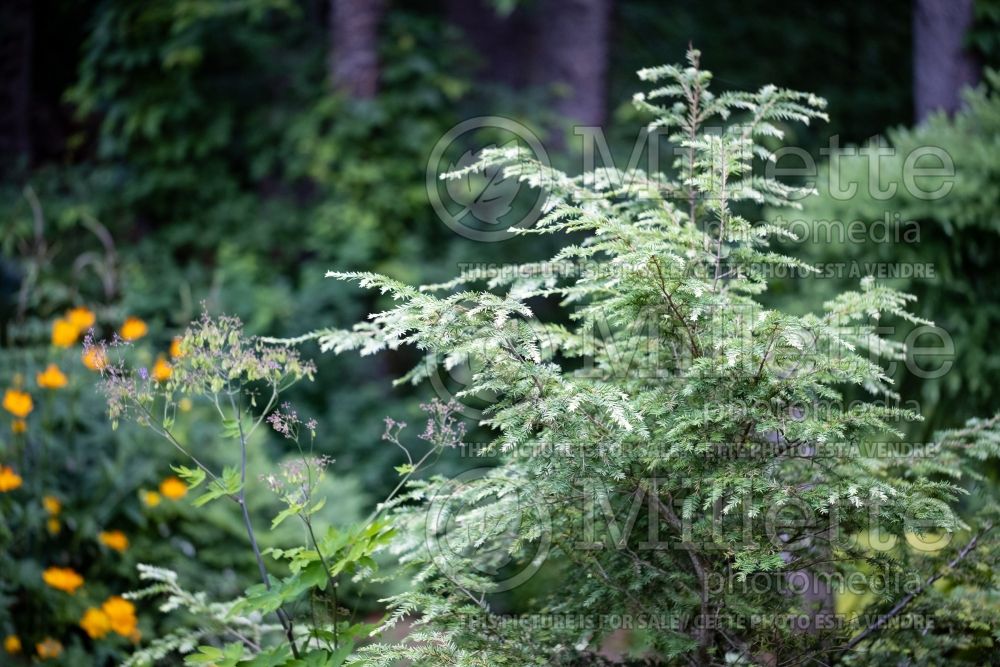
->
2;0;1000;664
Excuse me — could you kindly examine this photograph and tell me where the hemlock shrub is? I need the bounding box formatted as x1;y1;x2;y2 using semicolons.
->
99;51;1000;666
311;50;999;666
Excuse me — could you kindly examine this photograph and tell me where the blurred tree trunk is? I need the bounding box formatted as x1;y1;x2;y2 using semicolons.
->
329;0;386;99
446;0;612;145
913;0;979;121
530;0;612;128
0;0;33;171
445;0;531;89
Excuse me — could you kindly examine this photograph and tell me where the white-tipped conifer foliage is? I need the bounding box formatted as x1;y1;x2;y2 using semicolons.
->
310;51;999;666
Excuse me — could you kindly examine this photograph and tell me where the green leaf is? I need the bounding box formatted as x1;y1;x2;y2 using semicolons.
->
184;642;244;666
308;497;326;516
271;504;302;529
172;464;206;490
222;418;243;439
191;481;229;507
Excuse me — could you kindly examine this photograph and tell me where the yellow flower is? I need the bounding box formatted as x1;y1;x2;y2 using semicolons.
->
37;364;69;390
66;306;96;331
80;607;111;639
11;419;26;434
170;336;183;358
141;490;161;507
178;397;193;413
47;517;61;535
2;389;33;418
42;566;84;594
0;466;23;492
35;637;62;660
119;317;148;341
52;318;78;347
159;476;187;500
43;495;61;515
3;634;21;654
101;596;137;637
99;530;129;552
152;355;172;382
82;347;108;371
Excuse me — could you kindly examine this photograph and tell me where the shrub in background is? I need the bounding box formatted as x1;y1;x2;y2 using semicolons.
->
768;71;1000;438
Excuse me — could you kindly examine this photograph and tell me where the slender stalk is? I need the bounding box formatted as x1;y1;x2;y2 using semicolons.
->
302;517;340;649
364;445;437;527
138;402;227;489
230;389;301;659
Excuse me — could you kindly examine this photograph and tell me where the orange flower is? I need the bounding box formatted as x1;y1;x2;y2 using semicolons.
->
47;517;61;535
2;389;33;418
43;495;61;515
159;476;187;500
82;347;108;371
3;634;21;654
119;317;148;341
66;306;96;331
42;566;84;594
99;530;129;552
11;419;26;434
101;596;137;637
0;466;23;492
141;490;161;507
35;637;62;660
52;318;78;347
37;364;68;389
152;355;172;382
80;607;111;639
169;336;183;358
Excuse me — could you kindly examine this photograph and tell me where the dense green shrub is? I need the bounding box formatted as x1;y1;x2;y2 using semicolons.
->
769;71;1000;437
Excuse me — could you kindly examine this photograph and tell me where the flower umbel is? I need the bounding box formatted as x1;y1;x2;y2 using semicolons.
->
418;399;467;449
